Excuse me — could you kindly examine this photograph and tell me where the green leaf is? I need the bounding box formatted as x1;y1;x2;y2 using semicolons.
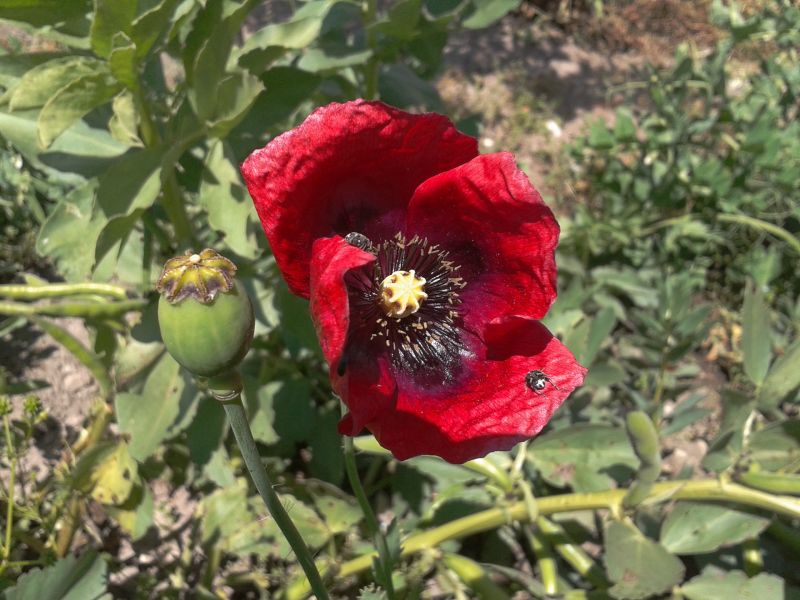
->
185;396;226;468
614;109;637;142
237;13;326;53
115;352;184;461
8;56;107;110
3;551;110;600
308;403;344;484
0;52;68;89
604;520;684;600
588;120;615;149
371;0;421;39
0;107;127;180
90;0;136;58
681;570;785;600
37;70;122;148
206;70;264;137
758;337;800;407
108;92;141;146
702;390;754;472
462;0;521;29
660;502;770;554
96;147;164;218
36;181;107;281
108;32;138;90
107;482;154;541
71;441;138;506
528;425;639;492
297;48;373;72
186;0;258;120
229;67;319;143
0;0;91;27
378;63;442;111
313;494;362;535
742;281;771;386
748;420;800;471
130;0;180;58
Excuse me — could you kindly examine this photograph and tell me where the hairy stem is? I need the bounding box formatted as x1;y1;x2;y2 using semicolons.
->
221;392;330;600
343;433;396;598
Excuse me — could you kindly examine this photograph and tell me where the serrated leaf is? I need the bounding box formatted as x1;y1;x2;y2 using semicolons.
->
758;337;800;407
604;520;684;600
742;281;771;386
2;551;110;600
8;56;106;110
529;425;639;492
115;352;183;461
660;502;770;554
37;70;122;148
681;570;785;600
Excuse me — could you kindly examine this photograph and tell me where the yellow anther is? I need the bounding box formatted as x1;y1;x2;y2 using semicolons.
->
379;269;427;319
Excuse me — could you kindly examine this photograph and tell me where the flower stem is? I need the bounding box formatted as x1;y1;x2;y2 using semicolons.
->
218;386;329;600
343;432;396;599
285;478;800;599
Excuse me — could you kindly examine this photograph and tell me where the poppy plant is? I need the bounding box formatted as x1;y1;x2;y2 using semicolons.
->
242;100;586;463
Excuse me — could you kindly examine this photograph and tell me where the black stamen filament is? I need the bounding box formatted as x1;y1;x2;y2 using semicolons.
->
346;233;467;382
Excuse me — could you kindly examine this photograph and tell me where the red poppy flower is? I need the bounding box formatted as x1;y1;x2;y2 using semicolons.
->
242;100;586;463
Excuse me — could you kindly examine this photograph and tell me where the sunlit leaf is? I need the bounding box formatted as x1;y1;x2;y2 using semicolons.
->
660;502;770;554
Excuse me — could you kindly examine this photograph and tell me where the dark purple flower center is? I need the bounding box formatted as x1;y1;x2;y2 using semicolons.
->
344;232;468;383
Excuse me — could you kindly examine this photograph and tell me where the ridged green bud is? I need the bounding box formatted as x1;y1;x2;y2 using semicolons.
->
156;249;254;377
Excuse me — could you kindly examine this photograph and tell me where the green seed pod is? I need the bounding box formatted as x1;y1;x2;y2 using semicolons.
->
156;249;254;378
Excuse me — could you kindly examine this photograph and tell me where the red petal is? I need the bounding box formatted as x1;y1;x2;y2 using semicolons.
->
242;100;478;298
369;317;587;463
309;236;397;433
406;153;559;335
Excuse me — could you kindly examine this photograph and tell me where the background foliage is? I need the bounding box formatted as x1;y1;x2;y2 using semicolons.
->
0;0;799;598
